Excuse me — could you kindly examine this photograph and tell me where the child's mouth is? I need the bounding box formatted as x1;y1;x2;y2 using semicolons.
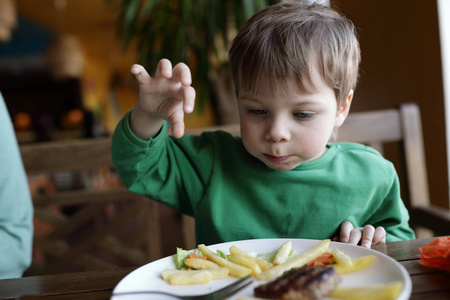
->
263;154;290;164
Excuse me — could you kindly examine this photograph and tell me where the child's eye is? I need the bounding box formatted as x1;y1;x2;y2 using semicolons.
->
248;109;267;116
294;112;315;120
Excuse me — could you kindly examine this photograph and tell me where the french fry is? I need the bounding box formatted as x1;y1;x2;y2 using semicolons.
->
330;248;353;268
256;239;330;281
162;268;229;281
206;267;229;279
229;245;274;271
229;255;262;276
168;270;212;285
333;255;377;274
272;241;292;265
198;244;252;278
328;281;403;300
162;269;193;281
184;258;220;269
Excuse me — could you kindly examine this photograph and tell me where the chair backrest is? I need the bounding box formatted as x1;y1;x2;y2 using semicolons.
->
20;138;163;275
337;103;450;237
336;103;430;210
182;103;443;245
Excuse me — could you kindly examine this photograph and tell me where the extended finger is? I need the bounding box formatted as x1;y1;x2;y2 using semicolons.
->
360;225;375;248
182;86;196;114
155;59;173;79
168;104;185;138
172;62;192;86
130;64;151;84
372;226;386;245
339;221;354;243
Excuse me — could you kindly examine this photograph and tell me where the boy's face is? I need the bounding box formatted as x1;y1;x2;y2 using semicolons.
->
237;65;352;171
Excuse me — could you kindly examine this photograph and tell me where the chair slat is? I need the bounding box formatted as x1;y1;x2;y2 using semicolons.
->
337;108;402;143
400;103;430;208
20;138;112;174
32;187;139;207
33;207;67;226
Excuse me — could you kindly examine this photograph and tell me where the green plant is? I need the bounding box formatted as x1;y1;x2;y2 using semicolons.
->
109;0;279;122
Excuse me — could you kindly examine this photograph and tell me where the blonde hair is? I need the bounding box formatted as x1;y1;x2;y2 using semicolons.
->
229;0;360;105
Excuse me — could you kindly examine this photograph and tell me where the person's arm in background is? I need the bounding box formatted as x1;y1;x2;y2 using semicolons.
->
0;92;33;279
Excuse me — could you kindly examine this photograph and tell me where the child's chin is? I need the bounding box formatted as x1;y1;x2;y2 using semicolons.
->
264;161;299;171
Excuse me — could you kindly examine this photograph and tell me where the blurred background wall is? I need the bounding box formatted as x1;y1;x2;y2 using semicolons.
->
332;0;449;210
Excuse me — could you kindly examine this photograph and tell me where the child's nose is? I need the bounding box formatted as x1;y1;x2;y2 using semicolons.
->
265;118;291;142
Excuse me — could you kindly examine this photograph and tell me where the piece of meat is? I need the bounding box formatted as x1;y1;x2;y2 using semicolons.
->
254;265;341;299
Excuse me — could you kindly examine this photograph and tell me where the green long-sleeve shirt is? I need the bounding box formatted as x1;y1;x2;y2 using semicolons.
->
112;111;415;245
0;93;33;279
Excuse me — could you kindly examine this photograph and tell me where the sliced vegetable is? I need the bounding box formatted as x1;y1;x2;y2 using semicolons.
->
174;248;192;270
273;241;292;265
217;249;228;260
306;252;334;266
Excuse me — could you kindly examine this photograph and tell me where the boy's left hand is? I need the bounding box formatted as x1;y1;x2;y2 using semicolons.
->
334;221;386;248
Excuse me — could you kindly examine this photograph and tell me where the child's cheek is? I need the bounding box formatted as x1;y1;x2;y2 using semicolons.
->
240;125;256;145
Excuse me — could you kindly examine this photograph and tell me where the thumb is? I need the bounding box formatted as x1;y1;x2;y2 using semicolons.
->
130;64;151;84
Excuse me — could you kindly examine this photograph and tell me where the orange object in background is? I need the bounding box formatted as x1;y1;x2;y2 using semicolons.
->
418;237;450;272
13;112;32;131
62;108;84;129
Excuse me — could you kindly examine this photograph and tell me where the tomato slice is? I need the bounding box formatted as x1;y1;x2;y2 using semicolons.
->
306;252;334;266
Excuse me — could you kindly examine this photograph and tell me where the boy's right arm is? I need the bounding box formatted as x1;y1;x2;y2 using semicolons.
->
129;59;196;140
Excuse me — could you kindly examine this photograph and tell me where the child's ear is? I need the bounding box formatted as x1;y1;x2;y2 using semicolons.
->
335;89;353;128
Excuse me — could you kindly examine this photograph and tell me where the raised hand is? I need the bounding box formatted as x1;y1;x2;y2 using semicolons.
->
129;59;196;139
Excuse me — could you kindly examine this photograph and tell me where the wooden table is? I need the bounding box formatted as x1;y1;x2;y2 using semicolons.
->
0;237;449;300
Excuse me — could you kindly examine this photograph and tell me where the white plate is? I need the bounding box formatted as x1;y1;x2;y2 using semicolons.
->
112;238;412;300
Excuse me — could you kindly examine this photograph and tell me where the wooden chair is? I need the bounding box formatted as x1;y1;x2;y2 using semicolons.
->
336;102;450;237
20;138;163;275
182;102;450;246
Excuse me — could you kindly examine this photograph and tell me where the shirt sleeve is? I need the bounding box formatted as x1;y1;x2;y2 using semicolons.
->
364;167;416;242
0;93;33;279
111;110;214;215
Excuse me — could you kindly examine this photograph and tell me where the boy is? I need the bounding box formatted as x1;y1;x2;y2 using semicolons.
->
112;1;415;249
